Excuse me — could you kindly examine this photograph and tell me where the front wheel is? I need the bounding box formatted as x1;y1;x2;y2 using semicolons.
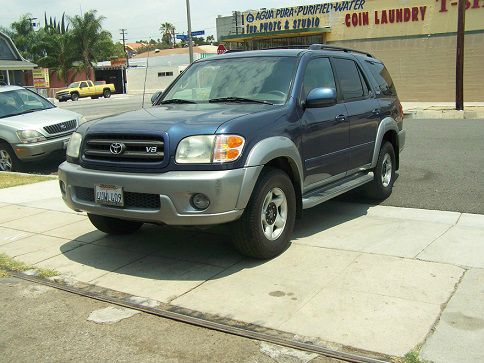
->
88;214;143;235
0;141;22;172
71;93;79;101
232;168;296;259
103;89;111;98
365;141;396;200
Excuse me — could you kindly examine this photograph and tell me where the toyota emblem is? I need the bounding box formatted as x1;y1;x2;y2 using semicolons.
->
110;142;125;155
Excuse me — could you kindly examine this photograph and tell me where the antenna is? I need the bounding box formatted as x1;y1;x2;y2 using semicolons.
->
141;47;151;108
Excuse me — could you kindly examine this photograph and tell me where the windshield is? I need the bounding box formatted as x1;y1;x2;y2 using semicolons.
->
161;56;297;105
68;82;80;88
0;88;54;119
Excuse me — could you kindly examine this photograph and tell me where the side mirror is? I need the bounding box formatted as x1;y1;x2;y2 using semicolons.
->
305;88;337;108
151;90;162;105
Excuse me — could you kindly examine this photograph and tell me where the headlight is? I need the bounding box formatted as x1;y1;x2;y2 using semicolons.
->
16;130;46;144
66;132;82;159
176;135;215;164
175;135;245;164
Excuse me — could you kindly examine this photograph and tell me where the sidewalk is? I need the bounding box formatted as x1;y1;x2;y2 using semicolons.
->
0;180;483;361
402;102;484;119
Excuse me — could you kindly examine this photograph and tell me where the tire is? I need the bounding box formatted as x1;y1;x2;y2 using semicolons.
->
88;213;143;235
232;168;296;259
71;92;79;101
365;141;396;200
103;89;111;98
0;141;22;172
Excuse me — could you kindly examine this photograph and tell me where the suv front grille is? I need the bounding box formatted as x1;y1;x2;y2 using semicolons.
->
44;119;77;135
74;187;161;209
83;135;165;164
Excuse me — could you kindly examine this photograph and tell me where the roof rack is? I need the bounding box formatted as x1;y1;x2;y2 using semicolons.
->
307;44;373;58
221;44;374;58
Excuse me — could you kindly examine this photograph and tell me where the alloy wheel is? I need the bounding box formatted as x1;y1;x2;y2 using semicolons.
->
260;187;288;241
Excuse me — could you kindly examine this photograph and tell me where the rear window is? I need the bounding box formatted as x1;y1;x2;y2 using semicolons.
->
366;61;397;96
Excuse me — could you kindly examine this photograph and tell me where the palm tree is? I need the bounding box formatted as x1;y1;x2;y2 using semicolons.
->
69;10;112;78
159;22;175;48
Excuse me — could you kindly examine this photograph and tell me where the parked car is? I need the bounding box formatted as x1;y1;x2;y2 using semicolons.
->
59;44;405;259
55;80;115;102
0;85;85;172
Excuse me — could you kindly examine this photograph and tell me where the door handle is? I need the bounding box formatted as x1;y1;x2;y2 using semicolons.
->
372;108;381;116
335;114;346;122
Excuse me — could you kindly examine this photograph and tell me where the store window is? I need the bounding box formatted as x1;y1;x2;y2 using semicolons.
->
158;72;174;77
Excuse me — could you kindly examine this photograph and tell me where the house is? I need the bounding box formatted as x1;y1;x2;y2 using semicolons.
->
0;31;37;85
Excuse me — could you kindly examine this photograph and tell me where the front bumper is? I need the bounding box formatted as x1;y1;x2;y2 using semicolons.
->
58;162;263;225
56;94;71;101
14;136;70;161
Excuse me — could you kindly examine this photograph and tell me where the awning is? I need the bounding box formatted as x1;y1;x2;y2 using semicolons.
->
221;27;331;42
0;59;37;71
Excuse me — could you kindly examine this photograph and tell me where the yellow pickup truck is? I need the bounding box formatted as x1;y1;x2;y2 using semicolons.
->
55;80;116;102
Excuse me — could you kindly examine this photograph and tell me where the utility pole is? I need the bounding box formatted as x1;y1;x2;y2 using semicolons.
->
27;17;37;30
186;0;194;63
455;0;465;111
120;28;129;68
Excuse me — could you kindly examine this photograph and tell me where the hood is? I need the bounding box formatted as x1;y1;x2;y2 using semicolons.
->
1;107;82;131
83;103;275;137
56;88;75;94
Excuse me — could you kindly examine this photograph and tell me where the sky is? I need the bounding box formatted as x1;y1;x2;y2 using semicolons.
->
1;0;329;42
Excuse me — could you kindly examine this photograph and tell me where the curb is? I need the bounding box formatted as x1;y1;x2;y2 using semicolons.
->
404;110;484;120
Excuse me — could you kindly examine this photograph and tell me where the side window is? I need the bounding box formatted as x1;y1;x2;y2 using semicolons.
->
80;82;87;88
302;58;336;99
366;61;396;96
332;58;365;100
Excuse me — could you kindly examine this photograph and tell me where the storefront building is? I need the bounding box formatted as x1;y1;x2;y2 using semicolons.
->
217;0;484;101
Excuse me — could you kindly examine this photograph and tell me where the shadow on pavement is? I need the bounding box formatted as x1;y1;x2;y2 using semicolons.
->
58;197;379;282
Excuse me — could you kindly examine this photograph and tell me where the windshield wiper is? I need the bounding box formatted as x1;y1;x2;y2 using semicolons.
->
209;97;273;105
160;99;197;104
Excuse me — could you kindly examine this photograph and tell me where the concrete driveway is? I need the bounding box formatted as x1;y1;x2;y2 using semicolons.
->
0;180;483;361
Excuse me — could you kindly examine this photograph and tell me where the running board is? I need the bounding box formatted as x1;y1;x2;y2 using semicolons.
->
302;172;374;209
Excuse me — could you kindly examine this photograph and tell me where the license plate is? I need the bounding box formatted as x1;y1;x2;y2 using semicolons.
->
63;139;69;149
95;184;124;207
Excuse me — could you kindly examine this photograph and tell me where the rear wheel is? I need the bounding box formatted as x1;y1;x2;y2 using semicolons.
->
71;92;79;101
232;168;296;259
88;214;143;235
365;141;396;200
0;141;22;172
103;89;111;98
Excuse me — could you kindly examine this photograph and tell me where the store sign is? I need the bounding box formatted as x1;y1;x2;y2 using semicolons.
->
32;68;50;88
244;1;368;34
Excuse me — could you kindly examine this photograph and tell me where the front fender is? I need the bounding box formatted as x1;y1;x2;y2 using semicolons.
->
235;137;304;209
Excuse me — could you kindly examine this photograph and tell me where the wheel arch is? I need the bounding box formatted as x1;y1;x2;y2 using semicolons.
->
238;137;304;217
371;117;400;170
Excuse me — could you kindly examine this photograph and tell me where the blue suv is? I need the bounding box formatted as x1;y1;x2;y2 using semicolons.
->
59;44;405;259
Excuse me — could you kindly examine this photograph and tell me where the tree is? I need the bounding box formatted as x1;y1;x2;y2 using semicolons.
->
159;22;175;48
206;35;215;44
69;10;114;78
37;31;77;84
2;14;43;62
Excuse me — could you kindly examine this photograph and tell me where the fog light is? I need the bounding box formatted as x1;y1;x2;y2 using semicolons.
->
191;193;210;210
59;181;66;195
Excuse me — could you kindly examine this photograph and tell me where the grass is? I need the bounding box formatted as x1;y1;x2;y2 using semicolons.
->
0;253;59;278
400;350;430;363
0;173;55;189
